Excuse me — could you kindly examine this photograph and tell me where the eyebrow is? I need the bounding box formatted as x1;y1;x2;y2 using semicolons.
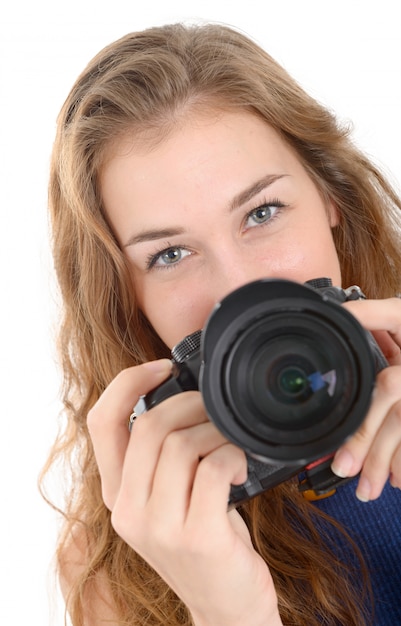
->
123;173;286;247
229;173;287;212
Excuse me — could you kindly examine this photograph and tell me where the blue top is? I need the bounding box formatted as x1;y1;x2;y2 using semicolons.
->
313;478;401;624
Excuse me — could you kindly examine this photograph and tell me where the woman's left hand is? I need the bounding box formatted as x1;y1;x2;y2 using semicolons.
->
331;296;401;502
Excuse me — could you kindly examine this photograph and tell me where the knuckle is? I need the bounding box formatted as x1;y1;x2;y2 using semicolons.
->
86;403;102;434
131;412;151;436
110;506;130;540
114;503;177;553
165;389;204;415
197;450;230;478
162;429;195;456
376;365;401;397
363;448;388;477
350;425;371;447
101;486;116;512
111;497;141;544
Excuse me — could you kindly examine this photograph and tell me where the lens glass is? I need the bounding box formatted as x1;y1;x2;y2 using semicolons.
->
279;367;308;396
224;313;355;445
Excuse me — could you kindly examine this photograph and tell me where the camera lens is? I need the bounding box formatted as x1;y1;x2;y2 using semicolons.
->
229;323;343;436
200;279;377;464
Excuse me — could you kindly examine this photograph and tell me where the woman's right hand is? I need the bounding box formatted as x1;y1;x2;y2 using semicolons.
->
87;359;282;626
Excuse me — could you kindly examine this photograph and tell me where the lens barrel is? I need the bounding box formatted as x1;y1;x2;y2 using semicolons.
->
200;279;377;465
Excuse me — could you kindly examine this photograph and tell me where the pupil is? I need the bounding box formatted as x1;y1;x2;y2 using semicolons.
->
255;207;267;222
164;248;179;263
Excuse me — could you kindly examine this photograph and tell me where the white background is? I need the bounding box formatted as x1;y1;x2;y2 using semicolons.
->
1;1;400;624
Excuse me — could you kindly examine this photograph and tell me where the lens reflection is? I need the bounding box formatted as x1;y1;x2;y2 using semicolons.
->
278;366;309;396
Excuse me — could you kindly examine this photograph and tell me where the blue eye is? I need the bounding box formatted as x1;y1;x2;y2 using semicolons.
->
245;200;285;229
251;206;271;223
161;248;182;264
147;245;191;270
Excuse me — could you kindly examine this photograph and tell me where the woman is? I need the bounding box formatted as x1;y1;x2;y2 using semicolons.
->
43;22;401;625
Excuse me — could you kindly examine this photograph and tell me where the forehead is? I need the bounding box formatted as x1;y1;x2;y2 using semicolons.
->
102;103;294;163
101;108;299;189
99;108;309;241
102;101;229;159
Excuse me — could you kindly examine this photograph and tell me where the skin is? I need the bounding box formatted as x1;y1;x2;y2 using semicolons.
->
102;110;341;347
86;109;401;625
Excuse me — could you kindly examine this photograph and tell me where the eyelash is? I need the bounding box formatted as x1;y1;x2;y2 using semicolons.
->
244;197;286;229
145;197;287;270
145;242;191;270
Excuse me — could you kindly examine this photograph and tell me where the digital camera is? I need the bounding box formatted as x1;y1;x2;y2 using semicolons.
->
138;278;387;507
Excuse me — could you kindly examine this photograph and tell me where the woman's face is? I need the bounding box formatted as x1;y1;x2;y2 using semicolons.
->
101;110;341;349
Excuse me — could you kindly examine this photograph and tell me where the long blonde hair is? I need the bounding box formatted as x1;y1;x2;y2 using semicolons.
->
42;22;401;625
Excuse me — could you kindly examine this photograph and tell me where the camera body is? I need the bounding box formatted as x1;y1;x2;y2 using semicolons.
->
139;278;387;507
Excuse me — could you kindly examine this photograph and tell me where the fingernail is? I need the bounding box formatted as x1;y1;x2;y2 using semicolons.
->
331;449;354;478
143;359;172;374
356;476;371;503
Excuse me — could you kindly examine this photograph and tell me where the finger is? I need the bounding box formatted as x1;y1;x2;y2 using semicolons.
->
118;391;208;510
371;330;401;366
355;398;401;501
148;421;231;525
343;298;401;365
332;366;401;481
187;443;247;529
87;359;172;509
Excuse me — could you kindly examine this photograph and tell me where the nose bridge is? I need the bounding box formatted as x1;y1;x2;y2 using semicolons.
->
219;264;255;299
210;243;264;303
